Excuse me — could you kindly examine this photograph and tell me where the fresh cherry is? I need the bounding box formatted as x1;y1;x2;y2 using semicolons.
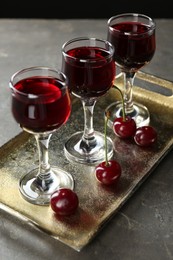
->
50;188;79;216
95;160;121;185
95;111;122;185
134;126;157;147
113;116;136;138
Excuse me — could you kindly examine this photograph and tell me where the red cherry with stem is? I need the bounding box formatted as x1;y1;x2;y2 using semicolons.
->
112;85;136;138
50;188;79;216
95;160;121;185
95;111;121;185
113;116;136;138
134;126;157;147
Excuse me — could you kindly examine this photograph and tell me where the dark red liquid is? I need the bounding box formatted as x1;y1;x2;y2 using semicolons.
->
62;46;115;98
107;22;156;72
12;76;71;133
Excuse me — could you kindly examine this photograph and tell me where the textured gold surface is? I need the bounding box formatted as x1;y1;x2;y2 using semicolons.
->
0;72;173;251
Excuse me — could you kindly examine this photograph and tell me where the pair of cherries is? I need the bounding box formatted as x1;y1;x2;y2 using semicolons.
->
113;115;157;146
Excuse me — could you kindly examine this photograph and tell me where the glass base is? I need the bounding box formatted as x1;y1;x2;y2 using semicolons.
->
19;167;74;205
105;101;150;128
64;131;113;165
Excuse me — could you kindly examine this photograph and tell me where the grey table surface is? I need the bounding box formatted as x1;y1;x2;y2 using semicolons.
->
0;18;173;260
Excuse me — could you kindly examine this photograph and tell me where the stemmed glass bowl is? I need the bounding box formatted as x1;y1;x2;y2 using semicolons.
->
61;37;115;165
9;66;74;205
106;13;156;128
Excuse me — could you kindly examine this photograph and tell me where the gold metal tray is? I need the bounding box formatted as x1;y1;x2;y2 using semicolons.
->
0;72;173;251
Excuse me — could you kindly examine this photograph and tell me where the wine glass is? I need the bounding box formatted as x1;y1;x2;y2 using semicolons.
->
61;37;115;165
106;13;156;128
9;66;74;205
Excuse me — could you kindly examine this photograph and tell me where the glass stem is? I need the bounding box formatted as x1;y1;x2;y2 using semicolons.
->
80;99;97;152
34;133;53;191
123;71;136;114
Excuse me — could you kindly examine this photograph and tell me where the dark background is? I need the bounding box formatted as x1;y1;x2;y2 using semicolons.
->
0;1;172;19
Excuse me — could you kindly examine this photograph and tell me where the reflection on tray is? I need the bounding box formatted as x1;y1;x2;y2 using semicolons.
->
0;72;173;251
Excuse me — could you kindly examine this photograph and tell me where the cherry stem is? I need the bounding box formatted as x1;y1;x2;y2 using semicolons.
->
113;85;126;121
105;111;110;166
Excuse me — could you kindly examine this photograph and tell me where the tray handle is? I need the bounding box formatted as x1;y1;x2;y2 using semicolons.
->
114;72;173;110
